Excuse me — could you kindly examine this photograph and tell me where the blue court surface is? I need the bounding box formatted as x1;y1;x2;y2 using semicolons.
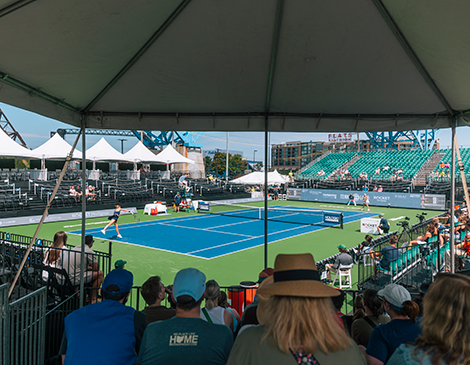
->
69;207;376;259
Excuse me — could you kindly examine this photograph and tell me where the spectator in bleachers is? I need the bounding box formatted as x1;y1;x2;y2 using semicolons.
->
141;275;176;324
227;253;367;364
218;291;241;335
354;234;374;263
377;185;383;192
343;295;366;336
409;224;436;247
331;288;346;329
241;267;274;326
371;235;399;281
69;186;78;202
352;289;390;347
382;164;390;172
374;167;380;176
372;185;378;192
439;161;445;169
361;284;420;365
444;161;450;169
87;185;97;200
388;273;470;365
60;268;147;365
138;268;233;365
115;259;127;269
200;279;234;331
42;231;68;283
62;234;103;303
325;244;353;283
362;184;369;192
75;184;82;200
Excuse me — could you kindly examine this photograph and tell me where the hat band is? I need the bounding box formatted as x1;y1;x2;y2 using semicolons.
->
274;269;320;282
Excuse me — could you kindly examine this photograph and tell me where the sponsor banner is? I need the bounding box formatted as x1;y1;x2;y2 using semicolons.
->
328;133;353;143
361;218;380;234
295;188;446;210
324;212;342;225
0;207;137;228
286;188;302;200
198;202;210;211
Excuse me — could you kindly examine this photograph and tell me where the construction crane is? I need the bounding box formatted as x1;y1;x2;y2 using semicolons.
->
366;130;440;150
0;109;27;147
55;129;202;149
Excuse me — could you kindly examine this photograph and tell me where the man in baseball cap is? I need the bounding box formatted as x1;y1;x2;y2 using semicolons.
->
60;269;147;365
325;244;353;283
138;268;233;365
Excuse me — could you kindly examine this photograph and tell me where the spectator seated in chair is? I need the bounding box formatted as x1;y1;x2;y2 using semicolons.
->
140;275;176;324
325;244;353;283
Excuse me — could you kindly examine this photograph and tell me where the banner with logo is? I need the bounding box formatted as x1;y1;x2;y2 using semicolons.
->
288;188;445;210
361;218;380;234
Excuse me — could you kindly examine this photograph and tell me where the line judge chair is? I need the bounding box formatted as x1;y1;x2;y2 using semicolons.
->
332;263;353;289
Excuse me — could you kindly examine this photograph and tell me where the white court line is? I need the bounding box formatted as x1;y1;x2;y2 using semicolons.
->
155;221;253;237
64;220;109;228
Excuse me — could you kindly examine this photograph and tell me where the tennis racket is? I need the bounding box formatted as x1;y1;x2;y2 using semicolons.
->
132;213;141;222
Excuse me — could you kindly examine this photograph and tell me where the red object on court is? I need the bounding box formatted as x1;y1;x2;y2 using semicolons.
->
227;286;257;315
150;208;158;215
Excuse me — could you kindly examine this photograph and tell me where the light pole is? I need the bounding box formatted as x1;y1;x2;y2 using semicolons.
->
253;149;257;170
118;139;127;154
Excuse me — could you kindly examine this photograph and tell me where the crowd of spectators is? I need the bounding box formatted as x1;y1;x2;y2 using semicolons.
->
54;250;470;365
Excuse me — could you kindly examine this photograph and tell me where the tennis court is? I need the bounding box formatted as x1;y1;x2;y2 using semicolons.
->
69;205;376;259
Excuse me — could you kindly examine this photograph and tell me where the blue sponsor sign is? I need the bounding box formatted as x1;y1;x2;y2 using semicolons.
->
198;202;210;211
324;212;342;224
293;188;445;210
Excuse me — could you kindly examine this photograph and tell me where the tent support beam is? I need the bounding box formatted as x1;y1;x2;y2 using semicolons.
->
372;0;454;115
79;118;87;307
84;0;192;113
263;0;284;268
0;0;36;20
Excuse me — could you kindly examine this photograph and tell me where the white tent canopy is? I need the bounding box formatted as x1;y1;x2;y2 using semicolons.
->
85;137;128;162
231;171;288;185
154;145;195;165
0;128;39;159
122;141;162;164
0;1;469;132
32;133;82;160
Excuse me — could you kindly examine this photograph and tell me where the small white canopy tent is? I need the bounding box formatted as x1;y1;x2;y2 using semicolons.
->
231;170;288;185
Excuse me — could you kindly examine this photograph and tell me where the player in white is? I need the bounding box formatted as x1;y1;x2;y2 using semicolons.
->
361;193;370;211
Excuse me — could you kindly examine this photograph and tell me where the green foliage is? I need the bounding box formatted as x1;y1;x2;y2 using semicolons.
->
209;152;247;177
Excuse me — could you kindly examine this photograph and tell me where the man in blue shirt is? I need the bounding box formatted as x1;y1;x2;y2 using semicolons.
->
138;268;233;365
60;269;147;365
377;214;390;235
372;236;399;281
174;192;181;213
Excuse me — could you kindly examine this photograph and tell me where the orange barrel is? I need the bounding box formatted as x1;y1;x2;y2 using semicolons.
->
240;281;258;308
227;286;244;315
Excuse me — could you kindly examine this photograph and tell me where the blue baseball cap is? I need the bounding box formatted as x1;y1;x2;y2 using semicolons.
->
102;269;133;294
173;268;206;302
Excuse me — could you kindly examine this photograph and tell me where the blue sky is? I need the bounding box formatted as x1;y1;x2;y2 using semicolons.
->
0;102;467;163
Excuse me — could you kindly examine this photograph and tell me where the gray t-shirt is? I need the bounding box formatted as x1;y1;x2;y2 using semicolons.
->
62;245;97;285
332;252;353;269
138;316;233;365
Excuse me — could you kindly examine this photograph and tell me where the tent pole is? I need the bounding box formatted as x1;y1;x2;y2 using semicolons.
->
79;119;87;307
225;132;229;186
8;127;83;298
264;116;268;269
450;119;456;273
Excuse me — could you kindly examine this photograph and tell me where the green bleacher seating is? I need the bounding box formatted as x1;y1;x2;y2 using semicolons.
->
298;152;357;179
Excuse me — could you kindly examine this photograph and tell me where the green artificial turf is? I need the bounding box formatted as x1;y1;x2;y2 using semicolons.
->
4;201;441;290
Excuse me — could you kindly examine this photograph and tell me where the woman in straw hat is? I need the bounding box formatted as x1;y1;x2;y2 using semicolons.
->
388;273;470;365
227;253;366;365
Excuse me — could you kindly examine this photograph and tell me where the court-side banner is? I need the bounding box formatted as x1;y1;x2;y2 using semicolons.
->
287;188;446;210
0;207;137;228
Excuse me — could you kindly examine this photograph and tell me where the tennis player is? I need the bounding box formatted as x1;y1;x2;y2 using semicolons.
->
361;193;370;211
101;205;131;238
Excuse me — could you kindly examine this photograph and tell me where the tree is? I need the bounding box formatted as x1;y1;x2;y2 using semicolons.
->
211;152;247;178
204;155;212;173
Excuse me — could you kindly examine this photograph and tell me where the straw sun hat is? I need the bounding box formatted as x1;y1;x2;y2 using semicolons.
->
256;253;340;325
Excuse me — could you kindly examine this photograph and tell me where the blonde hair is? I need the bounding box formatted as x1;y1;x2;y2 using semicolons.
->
262;296;351;354
204;280;220;310
413;273;470;365
45;231;67;264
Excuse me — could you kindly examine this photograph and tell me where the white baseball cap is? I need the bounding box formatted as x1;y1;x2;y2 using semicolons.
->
378;284;411;311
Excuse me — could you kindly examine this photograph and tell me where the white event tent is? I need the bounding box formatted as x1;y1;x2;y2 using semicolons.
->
231;170;288;185
85;137;127;162
154;145;195;165
0;128;38;159
32;133;82;160
123;141;163;164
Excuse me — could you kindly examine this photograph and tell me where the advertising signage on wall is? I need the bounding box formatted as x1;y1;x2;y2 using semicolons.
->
287;188;446;210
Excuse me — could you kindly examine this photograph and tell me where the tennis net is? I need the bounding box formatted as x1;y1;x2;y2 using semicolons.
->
198;202;343;228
